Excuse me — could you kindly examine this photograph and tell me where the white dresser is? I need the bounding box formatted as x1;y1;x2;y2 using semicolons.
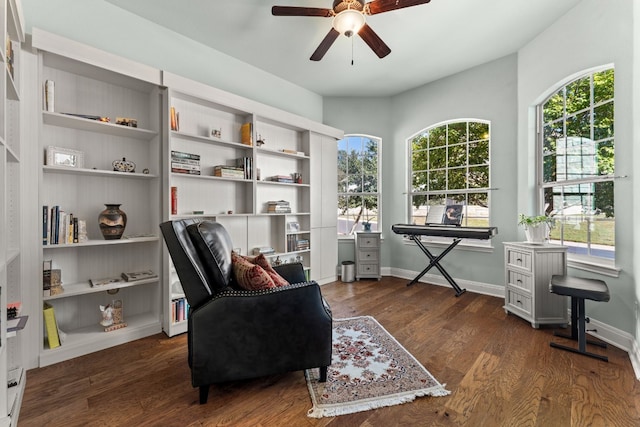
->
355;232;382;280
503;242;568;328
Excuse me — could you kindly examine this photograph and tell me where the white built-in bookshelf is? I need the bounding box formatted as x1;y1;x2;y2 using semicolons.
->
33;29;163;366
162;72;341;336
0;0;25;425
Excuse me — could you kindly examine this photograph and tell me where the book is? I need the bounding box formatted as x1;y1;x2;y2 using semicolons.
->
43;302;61;349
171;168;201;175
241;122;253;145
43;205;48;245
171;162;201;171
170;106;179;131
171;186;178;215
171;150;200;161
43;260;52;296
44;80;55;112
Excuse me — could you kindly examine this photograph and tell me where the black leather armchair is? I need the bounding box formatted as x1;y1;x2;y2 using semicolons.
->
160;219;332;404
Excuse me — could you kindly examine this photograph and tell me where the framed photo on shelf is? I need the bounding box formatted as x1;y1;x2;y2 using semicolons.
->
287;221;300;233
46;146;85;168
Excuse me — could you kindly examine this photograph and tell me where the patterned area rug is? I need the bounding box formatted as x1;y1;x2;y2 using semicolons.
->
305;316;450;418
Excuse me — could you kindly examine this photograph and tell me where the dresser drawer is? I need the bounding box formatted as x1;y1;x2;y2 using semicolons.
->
358;263;379;276
507;270;532;292
357;250;379;262
358;235;380;248
507;288;531;315
506;248;532;271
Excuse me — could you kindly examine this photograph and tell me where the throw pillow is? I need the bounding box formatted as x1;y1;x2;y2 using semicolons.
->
231;251;276;290
252;254;290;287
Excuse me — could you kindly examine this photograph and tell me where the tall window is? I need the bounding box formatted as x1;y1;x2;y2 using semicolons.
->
540;67;615;261
408;120;490;228
337;135;381;236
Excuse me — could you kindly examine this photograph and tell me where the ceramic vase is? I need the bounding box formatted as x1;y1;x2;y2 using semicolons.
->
98;204;127;240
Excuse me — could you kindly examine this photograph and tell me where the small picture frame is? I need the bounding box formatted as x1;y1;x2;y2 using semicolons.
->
287;221;300;233
46;146;85;168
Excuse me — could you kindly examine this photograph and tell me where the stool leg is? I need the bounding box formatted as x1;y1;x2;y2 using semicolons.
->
550;297;608;362
553;296;607;348
577;298;586;353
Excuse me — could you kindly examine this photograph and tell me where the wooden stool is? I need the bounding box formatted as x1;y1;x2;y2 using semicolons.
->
549;275;610;362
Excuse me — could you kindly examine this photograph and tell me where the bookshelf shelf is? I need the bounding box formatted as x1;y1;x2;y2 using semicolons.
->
256;147;310;159
171;130;252;150
42;236;159;249
43;165;158;179
171;172;251;183
44;277;159;301
43;111;158;140
39;312;161;367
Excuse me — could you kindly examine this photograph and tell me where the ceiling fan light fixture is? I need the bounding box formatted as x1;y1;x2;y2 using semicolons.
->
332;9;365;37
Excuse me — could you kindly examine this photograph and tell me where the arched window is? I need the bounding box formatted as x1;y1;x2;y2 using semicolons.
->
337;134;381;236
539;67;615;262
408;120;491;228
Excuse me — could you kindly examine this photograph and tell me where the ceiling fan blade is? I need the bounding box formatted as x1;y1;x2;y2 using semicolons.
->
310;28;340;61
358;24;391;58
272;6;333;17
367;0;431;15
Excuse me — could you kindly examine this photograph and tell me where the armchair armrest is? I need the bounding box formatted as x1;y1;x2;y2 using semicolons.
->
274;262;307;284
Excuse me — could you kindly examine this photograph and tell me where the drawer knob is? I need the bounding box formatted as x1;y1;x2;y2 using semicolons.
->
516;258;522;262
517;279;522;283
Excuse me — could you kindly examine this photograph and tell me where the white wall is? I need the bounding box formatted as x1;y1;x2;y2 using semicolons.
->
21;0;324;122
518;0;636;333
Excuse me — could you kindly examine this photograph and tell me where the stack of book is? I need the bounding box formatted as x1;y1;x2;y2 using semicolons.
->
287;235;310;252
43;205;79;245
267;200;291;213
171;150;201;175
295;238;310;251
213;166;244;178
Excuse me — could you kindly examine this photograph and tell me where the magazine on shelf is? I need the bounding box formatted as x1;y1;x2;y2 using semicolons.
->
121;270;158;282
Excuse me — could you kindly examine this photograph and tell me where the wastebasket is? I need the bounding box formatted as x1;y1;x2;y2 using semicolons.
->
341;261;355;283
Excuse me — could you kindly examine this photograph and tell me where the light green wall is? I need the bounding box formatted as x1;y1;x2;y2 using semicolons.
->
326;54;518;287
517;0;636;334
326;0;638;336
21;0;324;121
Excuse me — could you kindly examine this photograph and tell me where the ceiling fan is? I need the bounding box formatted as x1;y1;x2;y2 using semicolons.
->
272;0;432;61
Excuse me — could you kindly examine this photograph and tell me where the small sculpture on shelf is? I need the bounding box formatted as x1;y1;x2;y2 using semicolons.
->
99;299;127;332
113;157;136;173
256;134;265;147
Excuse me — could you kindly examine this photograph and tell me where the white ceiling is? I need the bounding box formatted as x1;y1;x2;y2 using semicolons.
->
106;0;582;97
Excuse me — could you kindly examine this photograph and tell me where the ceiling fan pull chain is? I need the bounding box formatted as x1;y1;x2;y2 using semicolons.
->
351;36;355;66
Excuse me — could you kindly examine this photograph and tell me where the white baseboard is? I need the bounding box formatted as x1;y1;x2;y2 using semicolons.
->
384;267;640;379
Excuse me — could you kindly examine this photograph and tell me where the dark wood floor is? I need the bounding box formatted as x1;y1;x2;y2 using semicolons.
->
20;277;640;426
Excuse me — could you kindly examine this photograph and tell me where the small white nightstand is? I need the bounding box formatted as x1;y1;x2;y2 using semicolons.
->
355;232;382;280
503;242;568;328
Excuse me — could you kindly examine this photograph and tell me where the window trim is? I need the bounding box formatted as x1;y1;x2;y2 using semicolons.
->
536;65;616;267
337;133;382;238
